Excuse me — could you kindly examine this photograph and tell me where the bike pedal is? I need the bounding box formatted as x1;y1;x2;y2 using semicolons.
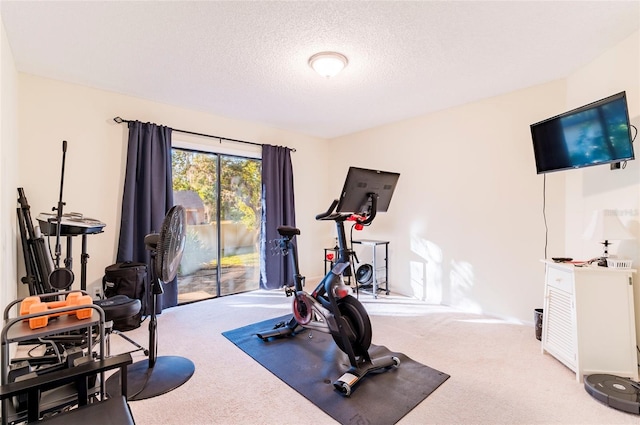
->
284;286;295;297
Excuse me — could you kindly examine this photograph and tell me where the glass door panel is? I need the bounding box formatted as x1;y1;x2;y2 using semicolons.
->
219;156;261;296
172;148;261;303
173;149;219;304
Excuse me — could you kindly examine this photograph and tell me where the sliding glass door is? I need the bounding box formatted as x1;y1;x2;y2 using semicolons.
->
172;148;261;303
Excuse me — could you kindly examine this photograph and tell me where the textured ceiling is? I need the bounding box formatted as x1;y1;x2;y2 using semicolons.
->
1;1;638;139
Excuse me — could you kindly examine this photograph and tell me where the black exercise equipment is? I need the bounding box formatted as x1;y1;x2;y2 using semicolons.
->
106;205;195;400
17;139;136;334
17;188;54;296
18;141;106;297
257;167;400;396
0;353;135;425
36;212;105;292
39;141;106;292
47;141;75;291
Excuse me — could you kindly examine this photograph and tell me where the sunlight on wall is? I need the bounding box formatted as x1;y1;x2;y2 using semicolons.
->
409;261;426;300
450;260;481;313
410;233;442;303
409;222;481;312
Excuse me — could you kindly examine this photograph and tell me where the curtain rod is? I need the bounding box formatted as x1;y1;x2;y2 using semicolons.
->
113;116;295;152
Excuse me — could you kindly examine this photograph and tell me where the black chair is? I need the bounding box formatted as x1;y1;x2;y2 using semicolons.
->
94;296;148;357
94;262;150;357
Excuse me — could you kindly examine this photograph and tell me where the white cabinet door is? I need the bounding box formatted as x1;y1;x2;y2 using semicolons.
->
541;261;638;382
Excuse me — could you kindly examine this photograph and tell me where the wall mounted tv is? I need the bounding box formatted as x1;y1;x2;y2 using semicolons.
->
530;91;634;174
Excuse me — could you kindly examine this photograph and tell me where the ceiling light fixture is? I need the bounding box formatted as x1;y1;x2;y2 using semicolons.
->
308;52;348;78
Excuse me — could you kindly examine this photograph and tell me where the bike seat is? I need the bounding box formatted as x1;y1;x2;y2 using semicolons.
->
277;226;300;237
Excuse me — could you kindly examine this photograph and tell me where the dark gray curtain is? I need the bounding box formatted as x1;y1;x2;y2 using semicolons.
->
260;145;295;289
116;121;176;311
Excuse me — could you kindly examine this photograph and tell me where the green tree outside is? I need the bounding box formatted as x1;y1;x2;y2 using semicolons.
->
172;149;261;230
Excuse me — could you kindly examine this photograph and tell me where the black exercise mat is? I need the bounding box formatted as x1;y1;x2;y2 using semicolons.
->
222;315;450;425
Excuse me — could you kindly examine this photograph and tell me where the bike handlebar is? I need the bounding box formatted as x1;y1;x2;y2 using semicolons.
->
315;193;379;226
315;199;339;220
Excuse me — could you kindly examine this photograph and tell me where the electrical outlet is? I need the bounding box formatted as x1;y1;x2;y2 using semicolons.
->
94;287;102;299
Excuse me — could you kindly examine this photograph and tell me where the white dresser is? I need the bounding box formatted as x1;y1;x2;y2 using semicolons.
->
541;260;638;382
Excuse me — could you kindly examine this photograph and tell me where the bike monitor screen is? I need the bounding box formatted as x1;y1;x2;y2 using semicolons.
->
336;167;400;214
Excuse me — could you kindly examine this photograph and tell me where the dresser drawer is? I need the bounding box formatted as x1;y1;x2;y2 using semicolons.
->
546;265;573;293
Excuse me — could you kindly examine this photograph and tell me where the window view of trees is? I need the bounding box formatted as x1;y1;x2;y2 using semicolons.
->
172;148;261;303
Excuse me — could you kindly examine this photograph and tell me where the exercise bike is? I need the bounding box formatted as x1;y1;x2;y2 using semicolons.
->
257;167;401;395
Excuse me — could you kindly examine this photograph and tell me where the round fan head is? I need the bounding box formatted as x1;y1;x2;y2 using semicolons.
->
356;264;373;284
156;205;186;283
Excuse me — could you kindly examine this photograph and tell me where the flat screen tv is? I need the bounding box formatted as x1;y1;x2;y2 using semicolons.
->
530;91;634;174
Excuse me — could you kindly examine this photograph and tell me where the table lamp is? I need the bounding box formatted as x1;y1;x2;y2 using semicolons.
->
582;209;634;266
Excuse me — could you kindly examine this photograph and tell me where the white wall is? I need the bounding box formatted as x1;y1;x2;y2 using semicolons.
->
327;30;640;325
563;30;640;341
328;82;567;322
8;29;639;328
16;74;330;298
0;14;19;316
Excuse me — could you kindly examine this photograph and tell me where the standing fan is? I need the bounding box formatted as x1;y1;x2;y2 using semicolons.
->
106;205;195;400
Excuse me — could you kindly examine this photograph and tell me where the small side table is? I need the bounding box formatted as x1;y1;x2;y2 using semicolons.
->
352;240;389;297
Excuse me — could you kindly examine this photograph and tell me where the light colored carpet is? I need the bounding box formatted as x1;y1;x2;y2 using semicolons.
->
107;290;640;424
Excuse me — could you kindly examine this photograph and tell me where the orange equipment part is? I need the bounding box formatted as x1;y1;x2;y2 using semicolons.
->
19;291;93;329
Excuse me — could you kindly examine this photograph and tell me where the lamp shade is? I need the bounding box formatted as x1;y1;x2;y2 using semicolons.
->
582;209;634;241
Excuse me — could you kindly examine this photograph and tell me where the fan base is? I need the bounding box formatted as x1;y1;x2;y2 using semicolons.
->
106;355;195;401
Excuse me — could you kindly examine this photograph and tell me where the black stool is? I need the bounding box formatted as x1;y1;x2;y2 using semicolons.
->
94;295;148;356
